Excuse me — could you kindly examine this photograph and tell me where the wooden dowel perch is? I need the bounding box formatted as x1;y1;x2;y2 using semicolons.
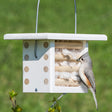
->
55;78;80;87
55;40;83;49
55;53;77;61
55;65;80;72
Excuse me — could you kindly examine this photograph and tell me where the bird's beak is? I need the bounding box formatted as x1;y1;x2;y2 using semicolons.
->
76;58;80;62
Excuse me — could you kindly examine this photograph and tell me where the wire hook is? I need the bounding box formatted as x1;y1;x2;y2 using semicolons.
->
74;0;77;34
34;0;77;58
34;0;40;58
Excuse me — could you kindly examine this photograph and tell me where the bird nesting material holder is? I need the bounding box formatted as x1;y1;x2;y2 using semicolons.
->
4;33;107;93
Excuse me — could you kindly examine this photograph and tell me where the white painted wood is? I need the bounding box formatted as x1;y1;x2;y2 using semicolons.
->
4;32;107;93
4;33;107;41
23;40;54;93
52;85;88;93
23;40;88;93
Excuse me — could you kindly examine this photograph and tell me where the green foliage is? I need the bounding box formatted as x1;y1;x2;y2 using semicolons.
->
9;91;62;112
9;90;18;99
12;105;22;112
48;97;62;112
9;90;22;112
48;108;55;112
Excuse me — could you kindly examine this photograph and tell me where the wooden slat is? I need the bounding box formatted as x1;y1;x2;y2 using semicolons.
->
55;40;83;49
55;48;88;61
55;78;80;87
55;65;80;72
55;53;77;61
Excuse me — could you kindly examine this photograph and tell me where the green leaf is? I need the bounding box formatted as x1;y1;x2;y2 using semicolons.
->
48;108;55;112
57;106;61;112
9;90;18;99
52;97;57;102
11;105;22;112
15;105;22;112
11;107;15;111
48;97;62;112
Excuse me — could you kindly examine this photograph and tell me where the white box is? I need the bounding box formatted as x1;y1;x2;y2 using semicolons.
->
4;33;107;93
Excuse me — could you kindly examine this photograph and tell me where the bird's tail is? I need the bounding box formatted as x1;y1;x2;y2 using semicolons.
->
90;87;98;111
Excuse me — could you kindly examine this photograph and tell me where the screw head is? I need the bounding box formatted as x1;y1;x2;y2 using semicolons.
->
44;66;48;72
43;42;49;48
24;78;29;85
24;42;29;48
44;54;48;60
35;88;38;92
24;66;29;72
24;54;29;60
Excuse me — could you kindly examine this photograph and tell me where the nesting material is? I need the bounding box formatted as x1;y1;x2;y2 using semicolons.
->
55;40;85;87
55;78;80;87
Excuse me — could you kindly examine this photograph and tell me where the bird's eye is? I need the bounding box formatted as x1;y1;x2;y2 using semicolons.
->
81;58;84;61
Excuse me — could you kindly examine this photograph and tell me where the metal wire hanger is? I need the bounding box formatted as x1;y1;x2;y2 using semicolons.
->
34;0;77;111
34;0;77;58
34;0;40;58
34;0;77;110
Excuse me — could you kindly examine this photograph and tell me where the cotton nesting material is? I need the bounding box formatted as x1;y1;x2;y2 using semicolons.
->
62;48;87;60
55;72;80;81
55;48;82;87
55;48;88;61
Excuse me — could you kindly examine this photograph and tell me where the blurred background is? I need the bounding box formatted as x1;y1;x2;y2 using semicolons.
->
0;0;112;112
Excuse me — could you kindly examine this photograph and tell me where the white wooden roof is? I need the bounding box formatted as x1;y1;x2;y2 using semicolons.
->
4;33;107;41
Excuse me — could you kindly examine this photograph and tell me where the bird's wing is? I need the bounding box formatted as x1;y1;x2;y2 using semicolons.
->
84;68;96;92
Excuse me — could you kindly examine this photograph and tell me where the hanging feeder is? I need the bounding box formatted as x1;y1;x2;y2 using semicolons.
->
4;0;107;93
